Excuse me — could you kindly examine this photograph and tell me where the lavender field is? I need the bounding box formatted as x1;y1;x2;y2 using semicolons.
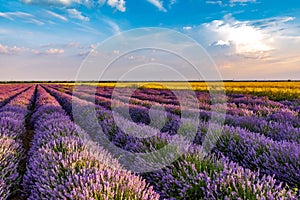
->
0;83;299;199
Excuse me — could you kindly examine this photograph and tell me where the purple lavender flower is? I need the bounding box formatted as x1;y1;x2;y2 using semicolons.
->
24;86;160;199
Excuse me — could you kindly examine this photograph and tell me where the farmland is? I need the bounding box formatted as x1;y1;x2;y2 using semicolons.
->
0;82;299;199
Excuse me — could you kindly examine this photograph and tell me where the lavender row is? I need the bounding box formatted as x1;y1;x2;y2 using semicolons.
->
89;98;300;187
0;85;36;199
90;85;298;117
24;86;159;199
130;87;298;111
53;85;299;127
144;149;298;199
195;123;300;188
0;84;31;108
71;86;300;187
57;86;300;144
96;94;300;143
43;85;295;199
109;89;300;127
91;102;300;189
110;91;299;128
56;84;298;111
0;136;22;199
45;86;182;154
109;86;299;123
0;84;28;101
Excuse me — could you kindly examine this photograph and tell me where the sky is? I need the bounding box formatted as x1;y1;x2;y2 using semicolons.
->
0;0;300;81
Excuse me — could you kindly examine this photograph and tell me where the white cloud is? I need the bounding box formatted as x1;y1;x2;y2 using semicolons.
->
0;12;13;20
67;9;89;21
206;0;256;7
107;0;126;12
213;40;231;46
23;0;126;12
0;11;33;20
206;1;222;6
45;48;65;55
0;43;68;57
247;16;295;29
202;14;276;55
72;22;103;35
0;11;45;26
0;12;12;20
230;0;256;6
28;18;45;25
230;0;256;2
0;43;28;55
193;14;300;79
22;0;89;6
0;44;9;54
146;0;167;12
103;18;120;34
46;10;68;21
183;26;192;30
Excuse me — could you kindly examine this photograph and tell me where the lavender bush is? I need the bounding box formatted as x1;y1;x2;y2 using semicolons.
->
24;87;160;199
0;86;35;199
44;84;300;199
0;136;23;199
144;149;298;199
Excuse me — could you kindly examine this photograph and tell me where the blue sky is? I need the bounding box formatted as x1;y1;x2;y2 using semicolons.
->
0;0;300;80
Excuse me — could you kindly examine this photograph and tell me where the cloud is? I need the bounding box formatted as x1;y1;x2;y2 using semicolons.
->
146;0;167;12
248;16;295;29
0;44;10;54
0;12;13;20
0;43;66;56
197;15;298;62
206;1;222;6
107;0;126;12
0;11;33;20
46;10;68;21
230;0;256;6
103;18;120;34
28;18;45;25
67;9;89;21
202;14;280;55
211;40;231;46
193;14;300;79
23;0;126;12
0;11;45;26
183;26;192;30
22;0;90;6
230;0;256;2
0;43;28;55
206;0;256;7
72;22;103;35
45;48;65;55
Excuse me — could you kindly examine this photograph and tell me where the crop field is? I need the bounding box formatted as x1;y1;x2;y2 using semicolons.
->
70;81;300;100
0;83;299;199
